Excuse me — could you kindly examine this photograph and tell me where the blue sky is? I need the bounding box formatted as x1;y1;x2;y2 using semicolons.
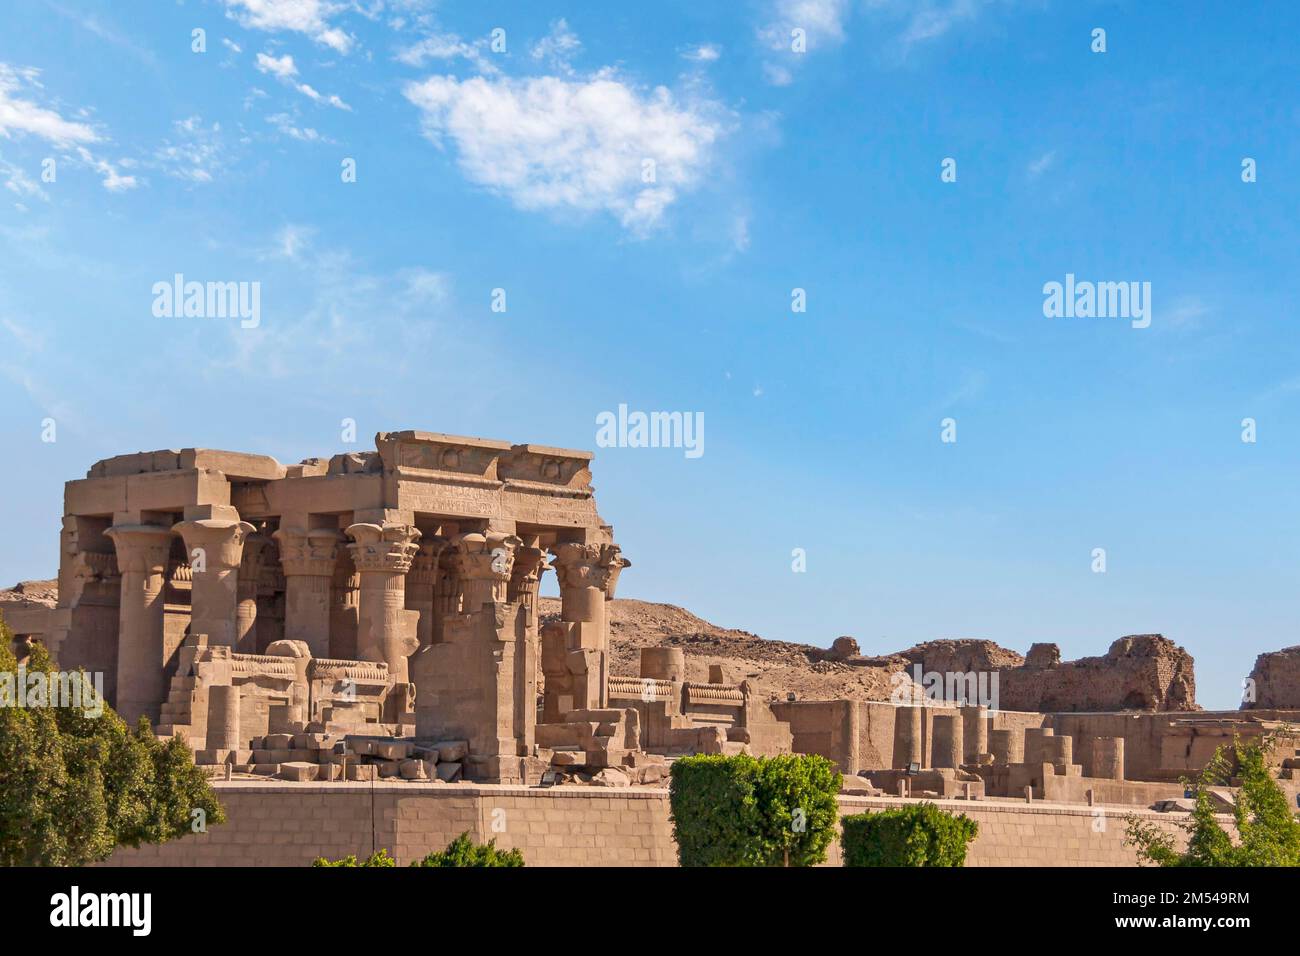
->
2;1;1298;710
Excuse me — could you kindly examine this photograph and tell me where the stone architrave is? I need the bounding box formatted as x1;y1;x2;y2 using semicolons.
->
345;523;421;683
106;524;174;724
275;527;344;659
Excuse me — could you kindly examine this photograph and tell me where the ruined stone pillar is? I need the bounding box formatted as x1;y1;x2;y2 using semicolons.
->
1092;737;1125;781
330;546;359;660
989;728;1023;765
275;527;343;659
962;704;988;762
106;524;173;724
900;704;924;768
641;647;686;682
507;542;548;633
345;523;421;683
1024;727;1055;767
173;518;256;650
206;685;241;751
406;537;448;647
551;543;609;649
235;534;268;652
931;712;964;769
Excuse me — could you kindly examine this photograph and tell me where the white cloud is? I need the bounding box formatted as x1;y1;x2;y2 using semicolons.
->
256;52;351;110
153;116;226;184
682;44;722;63
395;33;497;73
403;72;725;232
1027;149;1055;178
265;112;330;142
223;0;354;54
758;0;849;84
0;64;98;144
865;0;1002;54
530;19;582;73
0;156;47;202
74;146;137;191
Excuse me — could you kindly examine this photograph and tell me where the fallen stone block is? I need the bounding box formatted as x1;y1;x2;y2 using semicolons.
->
377;761;402;778
347;764;377;782
278;761;319;782
435;762;463;782
435;740;468;762
264;733;293;749
399;758;427;780
374;741;411;761
591;768;630;788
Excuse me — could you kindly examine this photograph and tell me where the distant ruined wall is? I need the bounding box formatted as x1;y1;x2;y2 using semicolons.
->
902;635;1196;712
1244;646;1300;709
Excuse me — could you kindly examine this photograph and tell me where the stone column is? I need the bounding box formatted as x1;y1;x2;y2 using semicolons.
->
962;704;988;762
931;712;963;769
989;728;1023;765
899;704;925;768
236;534;268;652
206;685;241;751
407;537;448;647
173;518;256;650
275;527;343;659
433;545;460;644
551;543;610;650
507;542;548;632
330;546;360;660
106;523;173;725
1024;727;1055;767
1091;737;1125;780
345;523;421;683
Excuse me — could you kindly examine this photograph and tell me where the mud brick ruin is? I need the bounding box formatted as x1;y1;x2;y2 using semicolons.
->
11;428;1300;825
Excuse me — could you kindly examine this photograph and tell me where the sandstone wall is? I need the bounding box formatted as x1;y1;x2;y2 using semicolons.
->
105;782;1197;868
1245;646;1300;709
901;634;1196;712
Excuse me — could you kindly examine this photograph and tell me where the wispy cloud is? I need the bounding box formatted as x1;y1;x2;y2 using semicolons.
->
757;0;850;85
404;71;727;233
255;52;351;110
223;0;355;55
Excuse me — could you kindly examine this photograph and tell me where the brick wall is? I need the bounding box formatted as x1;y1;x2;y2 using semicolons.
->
106;782;1194;867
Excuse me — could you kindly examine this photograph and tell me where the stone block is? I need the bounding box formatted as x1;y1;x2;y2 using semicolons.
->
435;762;463;782
346;764;377;782
435;740;468;762
278;761;319;782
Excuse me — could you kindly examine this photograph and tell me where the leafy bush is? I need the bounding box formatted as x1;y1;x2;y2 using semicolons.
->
1126;737;1300;867
312;836;524;867
312;849;397;867
841;803;978;867
411;832;524;867
669;753;841;866
0;624;225;866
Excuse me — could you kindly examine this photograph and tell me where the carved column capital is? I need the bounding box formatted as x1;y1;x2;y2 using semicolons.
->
454;532;522;583
345;523;421;573
409;536;451;588
172;518;257;571
105;524;173;573
550;542;629;595
274;527;344;577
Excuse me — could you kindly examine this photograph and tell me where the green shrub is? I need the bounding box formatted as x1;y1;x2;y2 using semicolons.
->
841;803;978;867
312;836;524;867
0;624;225;866
669;753;841;866
312;849;397;867
411;832;524;867
1126;736;1300;867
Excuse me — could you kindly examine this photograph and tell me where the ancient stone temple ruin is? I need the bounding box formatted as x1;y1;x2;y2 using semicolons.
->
41;431;789;785
26;427;1300;828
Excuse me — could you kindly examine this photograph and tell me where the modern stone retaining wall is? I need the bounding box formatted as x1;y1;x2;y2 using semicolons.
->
106;782;1196;867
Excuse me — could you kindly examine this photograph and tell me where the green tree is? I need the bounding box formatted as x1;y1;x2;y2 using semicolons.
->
1126;735;1300;867
411;832;525;867
669;753;842;867
312;849;397;867
841;803;979;867
0;616;225;865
